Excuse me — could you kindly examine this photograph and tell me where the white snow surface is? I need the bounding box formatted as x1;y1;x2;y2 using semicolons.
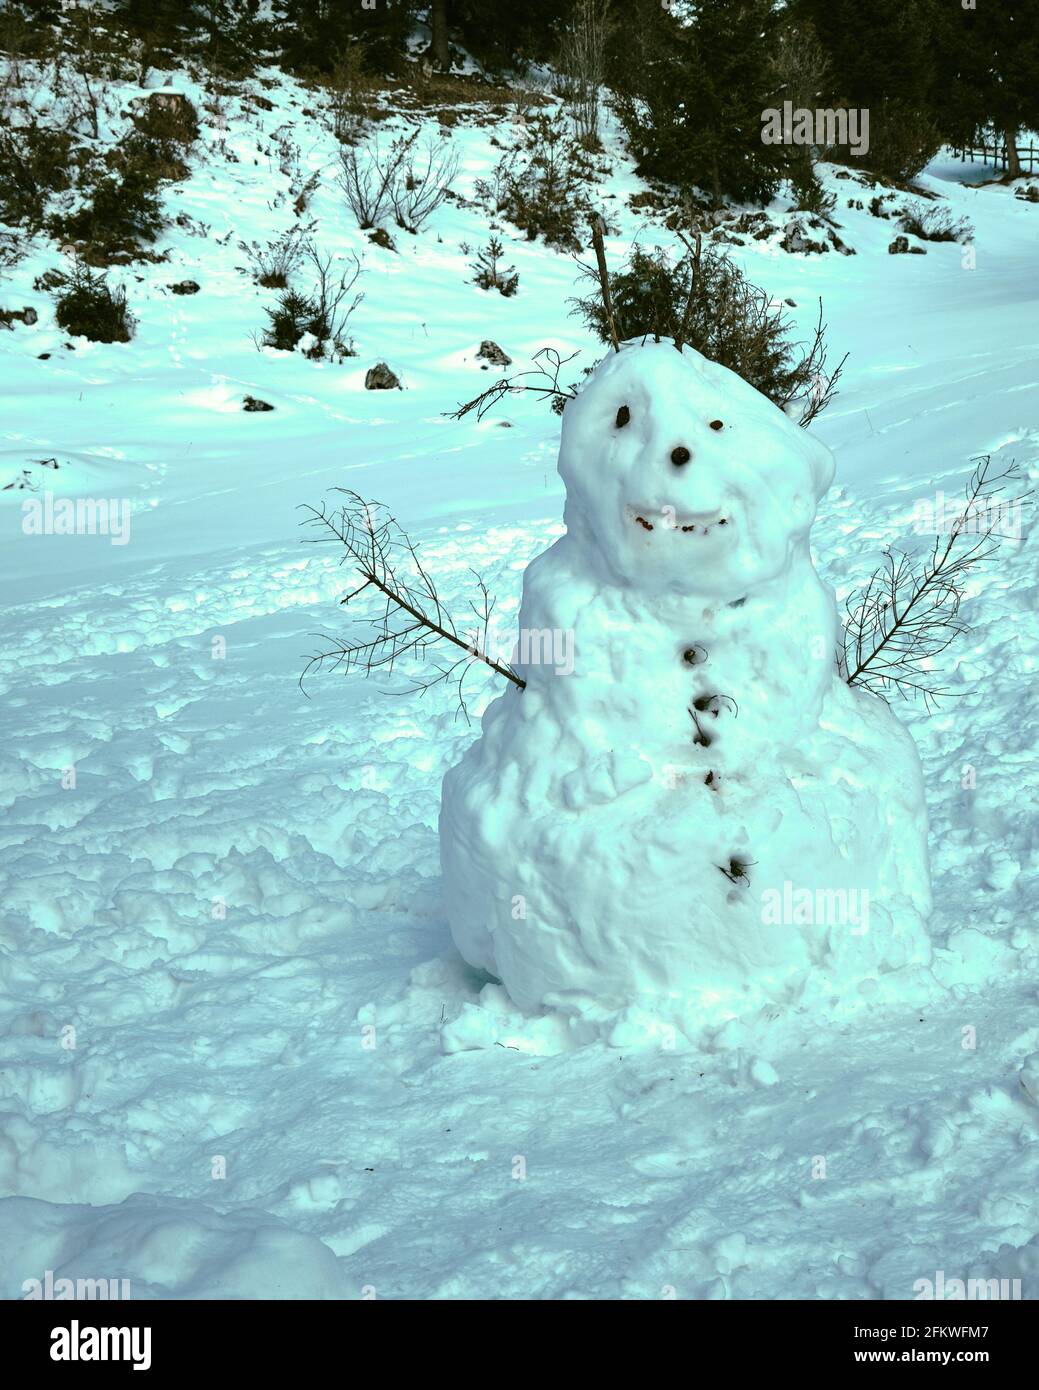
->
441;340;932;1018
1;64;1038;1300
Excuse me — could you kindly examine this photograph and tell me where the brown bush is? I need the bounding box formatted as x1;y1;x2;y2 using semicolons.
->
130;92;200;147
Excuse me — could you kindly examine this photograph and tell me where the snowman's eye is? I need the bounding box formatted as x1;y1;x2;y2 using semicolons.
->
615;406;630;428
709;419;724;431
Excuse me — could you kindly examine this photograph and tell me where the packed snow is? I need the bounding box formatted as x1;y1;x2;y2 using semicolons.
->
1;62;1038;1300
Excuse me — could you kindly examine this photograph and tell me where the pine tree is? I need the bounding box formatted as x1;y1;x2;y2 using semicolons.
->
935;1;1039;179
793;0;942;181
609;0;783;206
471;237;518;296
448;0;578;73
274;0;413;76
114;0;193;41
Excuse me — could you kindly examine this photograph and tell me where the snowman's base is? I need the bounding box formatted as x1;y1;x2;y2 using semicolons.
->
437;960;939;1056
440;983;597;1055
441;678;933;1021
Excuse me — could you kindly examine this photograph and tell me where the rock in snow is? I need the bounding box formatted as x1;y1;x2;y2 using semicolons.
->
364;362;401;390
889;235;926;256
440;340;933;1023
476;339;511;367
0;306;37;328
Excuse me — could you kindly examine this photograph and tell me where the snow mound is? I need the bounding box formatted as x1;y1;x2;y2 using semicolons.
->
3;1193;350;1300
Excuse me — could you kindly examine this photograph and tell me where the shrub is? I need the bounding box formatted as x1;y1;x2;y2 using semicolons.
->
327;46;372;145
788;162;836;216
53;265;134;342
339;132;458;233
269;125;321;214
52;164;165;254
496;112;597;251
572;242;844;423
130;93;200;147
263;288;323;350
898;204;972;243
389;136;459;233
0;124;76;226
111;129;189;184
471;237;518;296
0;231;23;278
240;225;311;288
855;100;942;184
471;155;516;221
259;242;362;361
339;134;409;229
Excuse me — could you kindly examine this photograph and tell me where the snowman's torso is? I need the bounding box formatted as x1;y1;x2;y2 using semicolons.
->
440;343;932;1019
512;534;838;770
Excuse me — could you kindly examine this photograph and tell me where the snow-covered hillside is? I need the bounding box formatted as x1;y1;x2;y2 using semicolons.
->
2;58;1038;1299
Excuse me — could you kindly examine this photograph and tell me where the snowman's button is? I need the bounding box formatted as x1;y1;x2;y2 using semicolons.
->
671;446;691;466
682;644;707;666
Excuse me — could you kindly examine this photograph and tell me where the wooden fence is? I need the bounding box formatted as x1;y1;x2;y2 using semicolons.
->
952;142;1039;173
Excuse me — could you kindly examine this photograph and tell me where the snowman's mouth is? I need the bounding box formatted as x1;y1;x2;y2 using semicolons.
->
626;504;731;537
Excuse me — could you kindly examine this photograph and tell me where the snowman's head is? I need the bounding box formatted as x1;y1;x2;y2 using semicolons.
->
558;340;835;598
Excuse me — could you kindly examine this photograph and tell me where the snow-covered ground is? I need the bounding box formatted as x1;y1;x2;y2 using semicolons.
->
2;64;1038;1299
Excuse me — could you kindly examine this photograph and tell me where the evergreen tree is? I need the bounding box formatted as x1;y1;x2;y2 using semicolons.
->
113;0;193;42
111;1;264;79
4;0;63;22
793;0;943;181
274;0;414;76
438;0;577;73
935;0;1039;179
795;0;938;113
609;0;783;206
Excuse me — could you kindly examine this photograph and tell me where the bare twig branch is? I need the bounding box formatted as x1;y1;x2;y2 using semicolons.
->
299;492;524;721
302;239;363;358
795;299;848;426
390;135;460;232
841;457;1031;709
590;214;620;351
674;228;702;354
448;347;581;422
339;132;412;229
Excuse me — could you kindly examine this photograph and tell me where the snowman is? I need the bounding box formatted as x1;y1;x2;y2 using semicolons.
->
440;340;932;1024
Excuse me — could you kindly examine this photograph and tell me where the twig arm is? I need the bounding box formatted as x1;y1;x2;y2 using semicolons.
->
351;562;525;690
299;493;527;720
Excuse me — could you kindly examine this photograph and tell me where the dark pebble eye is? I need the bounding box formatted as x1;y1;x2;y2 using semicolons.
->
616;405;630;428
709;419;724;431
